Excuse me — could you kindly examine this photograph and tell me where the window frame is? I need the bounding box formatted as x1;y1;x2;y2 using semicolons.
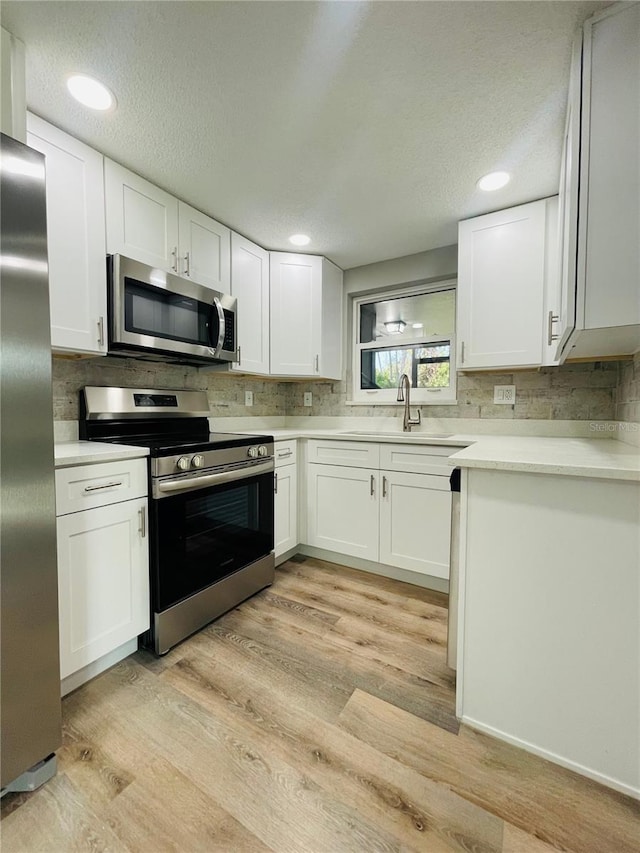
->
351;282;457;405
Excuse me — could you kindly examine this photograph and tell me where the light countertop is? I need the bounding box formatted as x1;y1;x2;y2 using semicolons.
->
55;441;150;468
233;428;640;482
450;436;640;482
54;428;640;482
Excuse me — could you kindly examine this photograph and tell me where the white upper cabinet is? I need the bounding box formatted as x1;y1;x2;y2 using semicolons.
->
270;252;343;379
105;160;231;291
27;114;107;355
555;34;582;360
457;198;557;370
559;2;640;361
105;159;180;272
230;233;270;374
178;201;230;291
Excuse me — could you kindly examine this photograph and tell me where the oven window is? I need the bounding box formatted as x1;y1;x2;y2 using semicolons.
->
124;279;213;347
152;472;274;611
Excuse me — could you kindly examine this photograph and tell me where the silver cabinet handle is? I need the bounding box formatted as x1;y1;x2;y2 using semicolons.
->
277;450;292;459
237;345;241;366
460;341;465;364
547;311;559;345
97;316;105;347
382;475;387;498
370;474;375;496
154;459;273;499
84;480;123;492
274;472;278;494
138;505;146;538
171;246;178;272
184;251;191;277
315;354;319;373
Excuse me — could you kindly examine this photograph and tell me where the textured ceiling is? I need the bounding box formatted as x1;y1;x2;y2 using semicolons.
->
2;0;607;270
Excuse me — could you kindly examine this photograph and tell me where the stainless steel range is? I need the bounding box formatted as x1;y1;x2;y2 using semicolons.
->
80;386;275;654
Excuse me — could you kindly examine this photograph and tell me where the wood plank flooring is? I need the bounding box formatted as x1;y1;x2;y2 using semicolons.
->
2;556;638;852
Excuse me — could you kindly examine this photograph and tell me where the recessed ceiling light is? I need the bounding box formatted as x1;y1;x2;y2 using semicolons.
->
66;74;115;111
412;323;423;329
477;171;510;192
289;234;311;247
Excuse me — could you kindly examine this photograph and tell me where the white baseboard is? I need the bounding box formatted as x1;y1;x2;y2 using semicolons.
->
462;714;640;801
275;545;300;567
297;545;449;594
61;639;138;697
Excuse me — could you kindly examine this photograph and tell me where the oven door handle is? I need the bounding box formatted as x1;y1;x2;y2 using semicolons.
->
154;460;274;498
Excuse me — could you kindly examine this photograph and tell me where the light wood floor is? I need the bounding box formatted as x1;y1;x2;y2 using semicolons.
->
1;557;638;852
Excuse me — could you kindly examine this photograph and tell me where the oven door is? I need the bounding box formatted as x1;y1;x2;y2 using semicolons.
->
151;465;274;613
109;254;236;363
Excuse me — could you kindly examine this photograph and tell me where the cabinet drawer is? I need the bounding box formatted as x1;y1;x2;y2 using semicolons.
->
274;440;297;468
55;459;148;515
379;443;457;476
307;439;379;469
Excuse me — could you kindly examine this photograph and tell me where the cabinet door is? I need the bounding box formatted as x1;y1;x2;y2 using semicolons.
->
320;257;343;380
27;114;107;355
379;471;451;579
178;201;230;291
230;232;270;374
307;465;379;560
579;3;640;331
105;159;179;272
555;34;582;360
270;252;322;376
275;463;297;558
56;499;149;679
457;200;546;369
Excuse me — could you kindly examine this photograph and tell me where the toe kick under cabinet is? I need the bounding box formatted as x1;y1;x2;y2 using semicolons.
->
55;458;150;693
305;440;455;585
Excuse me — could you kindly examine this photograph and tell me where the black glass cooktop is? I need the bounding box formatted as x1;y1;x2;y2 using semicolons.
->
106;432;271;457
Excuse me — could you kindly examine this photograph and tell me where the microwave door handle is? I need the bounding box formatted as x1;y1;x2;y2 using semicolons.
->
210;297;225;355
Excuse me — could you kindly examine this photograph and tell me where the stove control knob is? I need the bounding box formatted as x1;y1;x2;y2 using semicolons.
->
248;446;259;459
192;454;205;469
258;445;268;457
176;456;190;471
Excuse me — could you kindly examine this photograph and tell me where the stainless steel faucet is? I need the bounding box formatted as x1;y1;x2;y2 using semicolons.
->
396;373;421;432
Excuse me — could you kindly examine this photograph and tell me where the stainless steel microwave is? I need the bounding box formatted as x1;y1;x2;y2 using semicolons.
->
107;254;237;365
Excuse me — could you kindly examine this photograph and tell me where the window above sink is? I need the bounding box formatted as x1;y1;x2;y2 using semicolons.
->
352;283;457;405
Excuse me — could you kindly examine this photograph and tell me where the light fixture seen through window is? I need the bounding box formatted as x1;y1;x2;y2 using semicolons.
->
384;320;406;334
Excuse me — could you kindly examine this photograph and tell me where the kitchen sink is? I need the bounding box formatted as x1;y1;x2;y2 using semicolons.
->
338;430;453;438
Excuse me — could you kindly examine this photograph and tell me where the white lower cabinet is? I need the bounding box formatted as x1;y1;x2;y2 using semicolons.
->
379;471;451;579
55;459;149;685
306;441;453;580
275;464;297;558
56;499;149;679
274;440;298;561
307;465;379;561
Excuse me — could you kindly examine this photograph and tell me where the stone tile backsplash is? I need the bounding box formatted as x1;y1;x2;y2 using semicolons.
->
615;351;640;423
284;361;621;421
53;355;637;424
52;357;288;422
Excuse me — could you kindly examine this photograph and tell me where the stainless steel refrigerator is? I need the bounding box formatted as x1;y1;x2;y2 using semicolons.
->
1;132;61;793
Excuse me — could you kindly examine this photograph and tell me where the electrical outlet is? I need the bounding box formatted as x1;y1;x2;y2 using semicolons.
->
493;384;516;405
244;390;254;407
303;392;313;407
